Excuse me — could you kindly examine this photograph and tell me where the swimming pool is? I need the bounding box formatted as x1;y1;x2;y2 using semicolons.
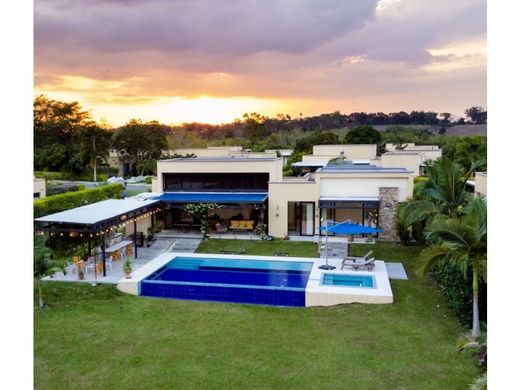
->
140;256;313;307
321;273;376;288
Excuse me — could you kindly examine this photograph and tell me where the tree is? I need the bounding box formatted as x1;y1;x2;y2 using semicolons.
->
34;235;65;311
294;131;339;153
183;203;224;239
112;120;169;176
34;143;68;172
77;125;112;181
243;112;269;141
34;95;95;173
418;197;487;337
453;136;487;172
401;159;483;227
440;112;451;122
344;125;382;145
464;107;487;124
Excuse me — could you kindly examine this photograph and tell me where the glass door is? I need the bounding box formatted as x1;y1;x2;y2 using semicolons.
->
300;202;315;236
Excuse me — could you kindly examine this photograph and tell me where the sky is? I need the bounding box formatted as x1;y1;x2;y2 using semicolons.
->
34;0;487;126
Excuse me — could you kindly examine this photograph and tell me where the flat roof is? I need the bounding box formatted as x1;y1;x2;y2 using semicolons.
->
291;162;326;167
159;157;279;162
35;198;160;225
317;165;412;173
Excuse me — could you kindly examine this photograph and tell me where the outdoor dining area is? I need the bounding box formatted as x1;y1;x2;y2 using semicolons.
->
65;239;134;280
34;198;163;283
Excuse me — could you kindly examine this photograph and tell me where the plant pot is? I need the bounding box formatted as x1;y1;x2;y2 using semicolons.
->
124;268;132;279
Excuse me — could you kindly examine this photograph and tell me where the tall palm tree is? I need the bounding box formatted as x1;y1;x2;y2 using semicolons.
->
418;197;487;337
401;158;483;227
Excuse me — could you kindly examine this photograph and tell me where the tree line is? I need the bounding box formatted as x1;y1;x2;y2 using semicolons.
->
34;95;487;178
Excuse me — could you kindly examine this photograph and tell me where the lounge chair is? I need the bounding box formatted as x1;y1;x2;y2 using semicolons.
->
341;250;374;270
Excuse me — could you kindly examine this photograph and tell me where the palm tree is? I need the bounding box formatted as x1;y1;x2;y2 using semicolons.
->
401;158;483;227
417;197;487;337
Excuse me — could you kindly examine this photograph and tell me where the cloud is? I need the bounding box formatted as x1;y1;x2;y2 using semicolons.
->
34;0;486;123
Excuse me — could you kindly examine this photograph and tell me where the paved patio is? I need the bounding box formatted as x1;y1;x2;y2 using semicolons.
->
43;237;201;285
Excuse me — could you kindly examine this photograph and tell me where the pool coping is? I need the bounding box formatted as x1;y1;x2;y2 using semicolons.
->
116;252;393;305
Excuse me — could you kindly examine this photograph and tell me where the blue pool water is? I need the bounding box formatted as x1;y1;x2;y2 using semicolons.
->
321;273;375;288
140;257;313;307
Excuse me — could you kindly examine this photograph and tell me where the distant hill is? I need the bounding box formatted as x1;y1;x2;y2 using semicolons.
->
372;124;487;136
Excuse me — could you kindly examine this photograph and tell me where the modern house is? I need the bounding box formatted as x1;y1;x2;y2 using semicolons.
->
108;146;290;176
291;143;441;177
37;143;430;245
151;154;414;241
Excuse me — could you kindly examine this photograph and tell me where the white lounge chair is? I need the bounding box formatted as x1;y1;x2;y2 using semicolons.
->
341;250;375;270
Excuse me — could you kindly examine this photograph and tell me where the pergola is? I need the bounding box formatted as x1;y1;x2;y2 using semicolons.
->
34;198;161;276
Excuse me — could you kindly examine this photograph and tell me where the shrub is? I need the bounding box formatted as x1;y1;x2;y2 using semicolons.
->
434;263;487;328
34;183;123;218
34;171;109;182
46;184;83;196
144;176;152;184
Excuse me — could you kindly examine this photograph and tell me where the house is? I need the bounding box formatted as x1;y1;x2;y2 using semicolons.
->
109;146;288;176
292;143;441;177
34;178;46;199
151;154;414;240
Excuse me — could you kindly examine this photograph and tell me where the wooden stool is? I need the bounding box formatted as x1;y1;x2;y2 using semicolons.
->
125;245;133;257
113;250;120;261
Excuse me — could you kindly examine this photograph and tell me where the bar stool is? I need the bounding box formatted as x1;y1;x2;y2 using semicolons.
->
125;244;133;257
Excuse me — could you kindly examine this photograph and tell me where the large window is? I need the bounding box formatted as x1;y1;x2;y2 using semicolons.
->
163;173;269;192
319;200;380;235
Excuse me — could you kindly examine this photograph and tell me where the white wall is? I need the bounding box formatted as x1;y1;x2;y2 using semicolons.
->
312;144;377;159
318;177;412;202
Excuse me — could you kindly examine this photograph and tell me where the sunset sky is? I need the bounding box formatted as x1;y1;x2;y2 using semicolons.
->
34;0;487;126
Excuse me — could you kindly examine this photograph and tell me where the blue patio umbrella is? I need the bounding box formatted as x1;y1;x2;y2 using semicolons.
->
318;220;383;270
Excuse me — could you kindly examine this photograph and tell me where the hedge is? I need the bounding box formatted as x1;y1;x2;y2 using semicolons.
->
34;171;110;182
34;183;124;218
434;263;487;328
46;184;86;197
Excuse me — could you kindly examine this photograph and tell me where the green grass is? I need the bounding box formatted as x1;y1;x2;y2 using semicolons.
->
35;242;479;389
196;238;319;257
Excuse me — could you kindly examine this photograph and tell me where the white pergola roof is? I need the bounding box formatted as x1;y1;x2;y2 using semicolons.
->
34;198;160;225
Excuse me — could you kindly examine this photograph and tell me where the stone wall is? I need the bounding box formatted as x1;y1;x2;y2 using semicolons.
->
378;187;399;241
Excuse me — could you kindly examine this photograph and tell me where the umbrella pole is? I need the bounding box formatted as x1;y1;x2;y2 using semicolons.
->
319;223;336;270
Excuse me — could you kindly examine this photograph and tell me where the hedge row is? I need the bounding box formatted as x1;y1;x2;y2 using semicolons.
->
46;184;86;196
34;183;124;218
34;171;111;182
435;263;487;328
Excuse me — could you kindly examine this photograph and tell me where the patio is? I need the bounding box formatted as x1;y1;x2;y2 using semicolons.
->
43;237;199;284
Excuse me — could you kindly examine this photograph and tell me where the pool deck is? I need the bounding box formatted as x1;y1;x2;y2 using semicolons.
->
117;252;394;305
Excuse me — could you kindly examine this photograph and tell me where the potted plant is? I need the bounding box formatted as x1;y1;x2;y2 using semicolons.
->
76;261;85;280
123;259;132;279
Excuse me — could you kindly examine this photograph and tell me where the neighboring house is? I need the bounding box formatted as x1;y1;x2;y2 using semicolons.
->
265;149;294;165
34;178;46;199
474;172;487;198
292;143;441;177
151;155;413;241
292;144;377;172
109;146;285;177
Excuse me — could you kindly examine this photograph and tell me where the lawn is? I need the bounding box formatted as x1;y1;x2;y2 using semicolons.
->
196;238;319;257
34;241;479;389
